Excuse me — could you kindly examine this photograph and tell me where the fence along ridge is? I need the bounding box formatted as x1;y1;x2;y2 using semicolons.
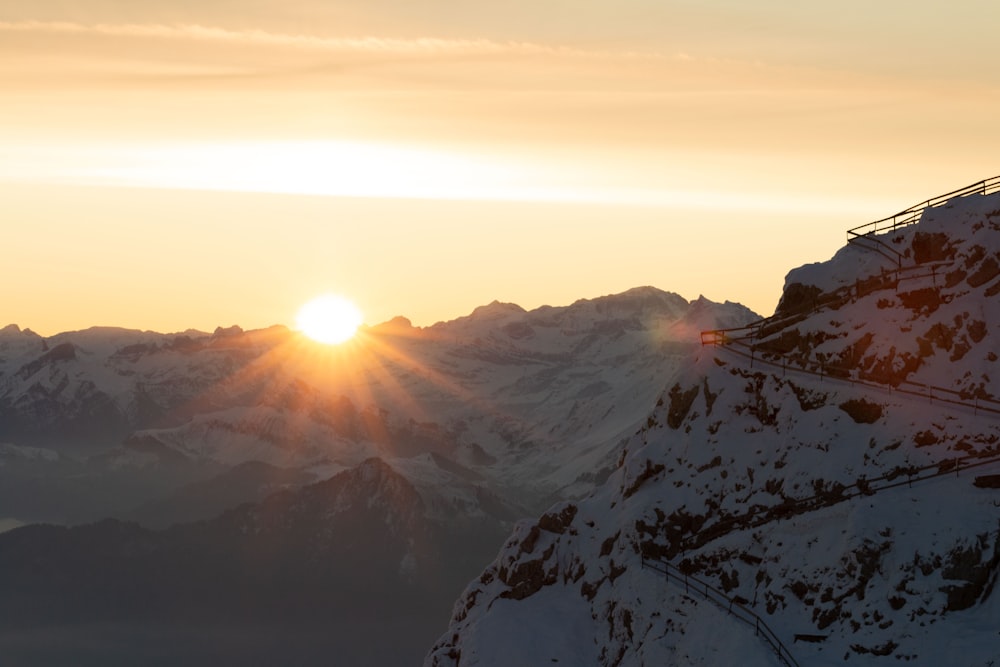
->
700;314;1000;419
641;556;801;667
664;178;1000;664
659;389;1000;557
700;175;1000;414
703;257;955;345
846;175;1000;269
847;175;1000;239
642;445;1000;667
715;335;1000;415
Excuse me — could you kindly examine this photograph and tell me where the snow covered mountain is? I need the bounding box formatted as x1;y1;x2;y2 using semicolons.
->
0;287;757;666
427;179;1000;666
0;288;755;526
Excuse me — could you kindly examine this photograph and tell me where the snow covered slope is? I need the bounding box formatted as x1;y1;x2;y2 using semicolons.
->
427;182;1000;666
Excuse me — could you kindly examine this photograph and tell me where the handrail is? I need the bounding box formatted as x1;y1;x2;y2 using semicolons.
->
715;335;1000;416
641;556;800;667
701;259;952;347
847;175;1000;239
845;175;1000;267
700;290;1000;418
681;179;1000;656
654;393;1000;557
642;452;1000;663
846;233;904;269
700;174;1000;415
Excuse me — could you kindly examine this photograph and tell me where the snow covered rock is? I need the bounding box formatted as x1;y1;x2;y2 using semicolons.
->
427;183;1000;666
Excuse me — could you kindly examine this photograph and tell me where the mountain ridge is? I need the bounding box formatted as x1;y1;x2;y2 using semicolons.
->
426;183;1000;666
2;286;728;341
0;285;759;665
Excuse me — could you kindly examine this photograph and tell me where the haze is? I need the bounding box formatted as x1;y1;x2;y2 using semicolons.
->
2;0;999;334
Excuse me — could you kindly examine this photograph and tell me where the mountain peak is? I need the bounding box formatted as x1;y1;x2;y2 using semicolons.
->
0;324;41;339
370;316;417;334
212;325;244;337
469;300;527;319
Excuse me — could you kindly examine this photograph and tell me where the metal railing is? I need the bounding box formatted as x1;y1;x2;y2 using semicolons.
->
708;335;1000;418
642;451;1000;666
846;233;905;269
641;556;800;667
672;178;1000;662
701;259;952;348
658;436;1000;558
700;176;1000;415
846;175;1000;240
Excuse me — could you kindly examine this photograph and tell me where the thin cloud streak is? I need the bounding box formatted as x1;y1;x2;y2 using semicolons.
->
1;19;913;98
0;19;677;60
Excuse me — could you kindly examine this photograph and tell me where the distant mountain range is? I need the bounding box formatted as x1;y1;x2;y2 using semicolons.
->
0;287;757;666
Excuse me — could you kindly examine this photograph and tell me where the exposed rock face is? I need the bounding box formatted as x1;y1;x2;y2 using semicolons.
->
775;282;823;317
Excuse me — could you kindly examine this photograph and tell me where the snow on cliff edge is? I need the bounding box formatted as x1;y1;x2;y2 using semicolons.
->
427;185;1000;666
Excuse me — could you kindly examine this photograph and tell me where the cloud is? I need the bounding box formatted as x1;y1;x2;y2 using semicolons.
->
0;19;657;59
0;18;730;95
3;18;868;94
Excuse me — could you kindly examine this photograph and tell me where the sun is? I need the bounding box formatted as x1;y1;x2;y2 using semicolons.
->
296;295;364;344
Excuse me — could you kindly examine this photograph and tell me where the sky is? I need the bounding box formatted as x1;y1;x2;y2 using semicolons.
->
2;0;999;335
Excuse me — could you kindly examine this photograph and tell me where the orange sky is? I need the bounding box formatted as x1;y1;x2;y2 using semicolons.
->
2;2;999;335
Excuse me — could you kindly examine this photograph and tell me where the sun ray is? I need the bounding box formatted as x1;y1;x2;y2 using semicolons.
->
140;315;547;478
